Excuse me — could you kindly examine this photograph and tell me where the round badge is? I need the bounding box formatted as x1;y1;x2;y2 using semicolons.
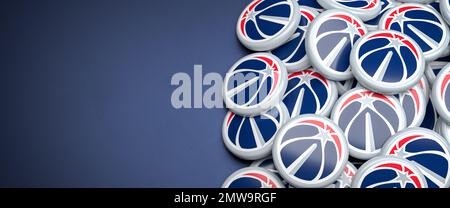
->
351;156;428;188
441;0;450;26
431;64;450;124
306;10;367;81
426;61;449;84
351;30;425;94
223;104;289;160
381;127;450;188
271;7;318;72
395;85;426;127
365;0;399;31
420;97;439;130
223;53;288;116
282;69;338;118
222;167;285;188
272;114;349;188
297;0;324;11
328;162;358;188
316;0;381;21
379;3;450;61
236;0;301;51
336;79;359;96
331;88;407;160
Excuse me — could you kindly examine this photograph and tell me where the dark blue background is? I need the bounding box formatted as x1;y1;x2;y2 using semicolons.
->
0;0;251;187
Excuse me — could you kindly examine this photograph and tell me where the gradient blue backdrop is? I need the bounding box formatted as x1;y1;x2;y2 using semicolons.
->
0;0;252;187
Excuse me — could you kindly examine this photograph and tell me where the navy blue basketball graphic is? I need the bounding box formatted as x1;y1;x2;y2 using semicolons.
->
331;89;406;160
223;104;288;160
224;53;287;116
297;0;323;10
430;1;440;12
317;0;381;21
271;7;317;72
382;128;450;188
440;0;450;26
237;0;300;51
351;31;425;94
352;156;427;188
426;61;449;83
282;69;337;118
395;85;426;127
223;167;285;188
380;4;450;61
306;10;367;81
432;64;450;123
273;115;349;188
420;98;438;130
365;0;397;31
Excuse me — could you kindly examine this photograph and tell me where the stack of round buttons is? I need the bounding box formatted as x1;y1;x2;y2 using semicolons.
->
221;0;450;189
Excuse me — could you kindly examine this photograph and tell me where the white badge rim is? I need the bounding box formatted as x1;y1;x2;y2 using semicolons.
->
272;114;349;188
380;127;450;188
222;103;289;160
305;9;367;81
378;3;450;61
223;53;288;117
350;30;425;94
331;88;407;160
236;0;301;51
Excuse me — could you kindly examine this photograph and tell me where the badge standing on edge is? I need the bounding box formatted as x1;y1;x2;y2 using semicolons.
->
223;104;289;160
282;69;338;118
379;3;450;61
432;64;450;124
331;88;407;160
350;30;425;94
237;0;301;51
420;97;438;130
438;118;450;143
222;167;285;188
440;0;450;26
271;7;318;72
426;62;449;84
272;114;349;188
395;85;427;127
306;10;367;81
381;128;450;188
223;53;288;116
351;156;428;188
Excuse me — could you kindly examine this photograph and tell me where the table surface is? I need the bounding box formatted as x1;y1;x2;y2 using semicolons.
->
0;0;253;187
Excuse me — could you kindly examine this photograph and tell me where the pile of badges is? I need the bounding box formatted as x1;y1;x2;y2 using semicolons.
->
221;0;450;188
